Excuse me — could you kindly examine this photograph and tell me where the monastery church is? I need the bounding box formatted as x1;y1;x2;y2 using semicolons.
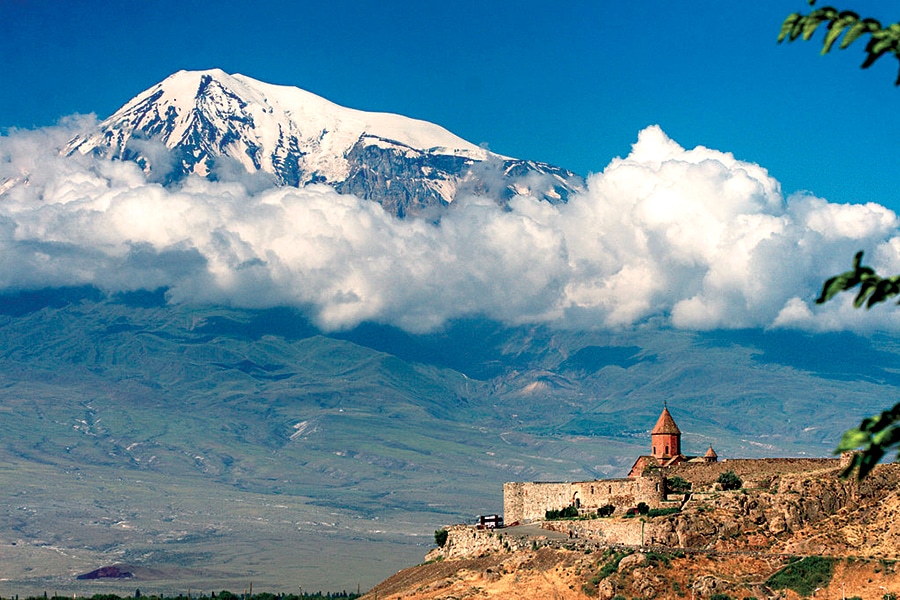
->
627;404;718;477
503;406;719;524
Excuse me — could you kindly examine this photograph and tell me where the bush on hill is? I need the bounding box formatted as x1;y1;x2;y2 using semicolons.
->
666;475;691;493
545;505;579;520
647;506;681;517
434;528;448;547
766;556;836;597
717;470;743;491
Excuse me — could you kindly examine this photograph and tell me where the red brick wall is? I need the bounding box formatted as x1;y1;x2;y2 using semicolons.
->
652;432;680;458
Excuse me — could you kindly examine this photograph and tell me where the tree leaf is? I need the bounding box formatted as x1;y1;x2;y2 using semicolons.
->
823;26;846;54
816;274;850;304
841;19;871;48
802;15;827;40
779;14;803;43
870;36;896;56
854;279;877;308
872;427;896;447
836;428;870;451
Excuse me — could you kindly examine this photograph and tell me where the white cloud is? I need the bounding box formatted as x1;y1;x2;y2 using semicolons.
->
1;121;899;333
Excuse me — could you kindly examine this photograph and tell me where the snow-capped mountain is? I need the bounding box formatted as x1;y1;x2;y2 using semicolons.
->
66;69;584;217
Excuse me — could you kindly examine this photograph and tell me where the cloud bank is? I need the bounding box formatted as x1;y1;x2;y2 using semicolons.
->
2;119;900;333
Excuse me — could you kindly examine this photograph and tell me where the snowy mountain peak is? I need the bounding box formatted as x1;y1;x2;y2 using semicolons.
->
66;69;583;217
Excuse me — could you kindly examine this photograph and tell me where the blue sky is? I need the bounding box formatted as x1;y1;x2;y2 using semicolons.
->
2;1;899;211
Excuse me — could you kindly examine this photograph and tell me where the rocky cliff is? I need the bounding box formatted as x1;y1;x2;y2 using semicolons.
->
365;463;900;599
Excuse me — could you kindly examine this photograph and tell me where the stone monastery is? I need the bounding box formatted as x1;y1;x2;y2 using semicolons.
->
504;405;722;524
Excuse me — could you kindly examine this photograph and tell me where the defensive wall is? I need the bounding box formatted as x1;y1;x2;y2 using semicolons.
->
501;406;850;529
427;520;644;562
541;517;644;545
503;474;665;524
668;457;841;488
503;458;844;524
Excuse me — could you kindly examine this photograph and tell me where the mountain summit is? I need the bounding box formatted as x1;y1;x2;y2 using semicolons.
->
66;69;583;216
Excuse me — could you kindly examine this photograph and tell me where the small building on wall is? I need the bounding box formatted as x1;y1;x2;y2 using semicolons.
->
503;405;717;524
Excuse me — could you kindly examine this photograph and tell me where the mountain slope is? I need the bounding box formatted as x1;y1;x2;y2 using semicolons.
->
65;69;584;216
1;288;899;593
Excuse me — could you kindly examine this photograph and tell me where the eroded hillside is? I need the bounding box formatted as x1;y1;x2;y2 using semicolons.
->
365;463;900;599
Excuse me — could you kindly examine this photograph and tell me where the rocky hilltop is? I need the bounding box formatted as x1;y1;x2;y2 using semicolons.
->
364;462;900;599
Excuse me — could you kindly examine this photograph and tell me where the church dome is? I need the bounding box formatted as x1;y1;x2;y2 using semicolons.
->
651;406;681;435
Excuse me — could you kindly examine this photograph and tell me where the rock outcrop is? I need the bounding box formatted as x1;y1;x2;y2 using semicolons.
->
374;463;900;599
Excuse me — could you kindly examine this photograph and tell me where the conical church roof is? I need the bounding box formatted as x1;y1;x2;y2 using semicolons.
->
651;406;681;435
704;445;718;458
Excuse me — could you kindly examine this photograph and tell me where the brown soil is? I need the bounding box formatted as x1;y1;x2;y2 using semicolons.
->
364;548;900;600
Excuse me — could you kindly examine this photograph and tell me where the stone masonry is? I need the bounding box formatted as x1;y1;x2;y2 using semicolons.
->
502;406;845;526
503;474;665;524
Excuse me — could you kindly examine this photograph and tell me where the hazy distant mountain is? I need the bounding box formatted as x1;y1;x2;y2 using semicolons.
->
0;286;896;592
66;69;584;217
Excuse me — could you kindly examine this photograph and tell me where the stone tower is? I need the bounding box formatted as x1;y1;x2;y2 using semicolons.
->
651;405;681;459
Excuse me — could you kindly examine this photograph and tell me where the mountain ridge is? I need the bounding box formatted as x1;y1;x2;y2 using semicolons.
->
0;286;898;593
65;69;584;217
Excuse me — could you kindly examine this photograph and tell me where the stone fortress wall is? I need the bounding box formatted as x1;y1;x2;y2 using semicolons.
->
433;457;897;564
502;407;852;527
504;474;665;524
503;457;844;525
669;457;839;487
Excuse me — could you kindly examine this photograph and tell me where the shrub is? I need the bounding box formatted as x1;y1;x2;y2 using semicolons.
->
647;507;681;517
666;475;692;493
597;504;615;517
717;470;743;491
766;556;836;597
546;505;579;520
637;501;650;515
596;551;630;580
434;528;449;547
710;595;733;600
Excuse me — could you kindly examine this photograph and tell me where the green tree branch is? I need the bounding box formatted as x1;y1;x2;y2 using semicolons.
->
815;252;900;478
778;0;900;84
781;1;900;477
